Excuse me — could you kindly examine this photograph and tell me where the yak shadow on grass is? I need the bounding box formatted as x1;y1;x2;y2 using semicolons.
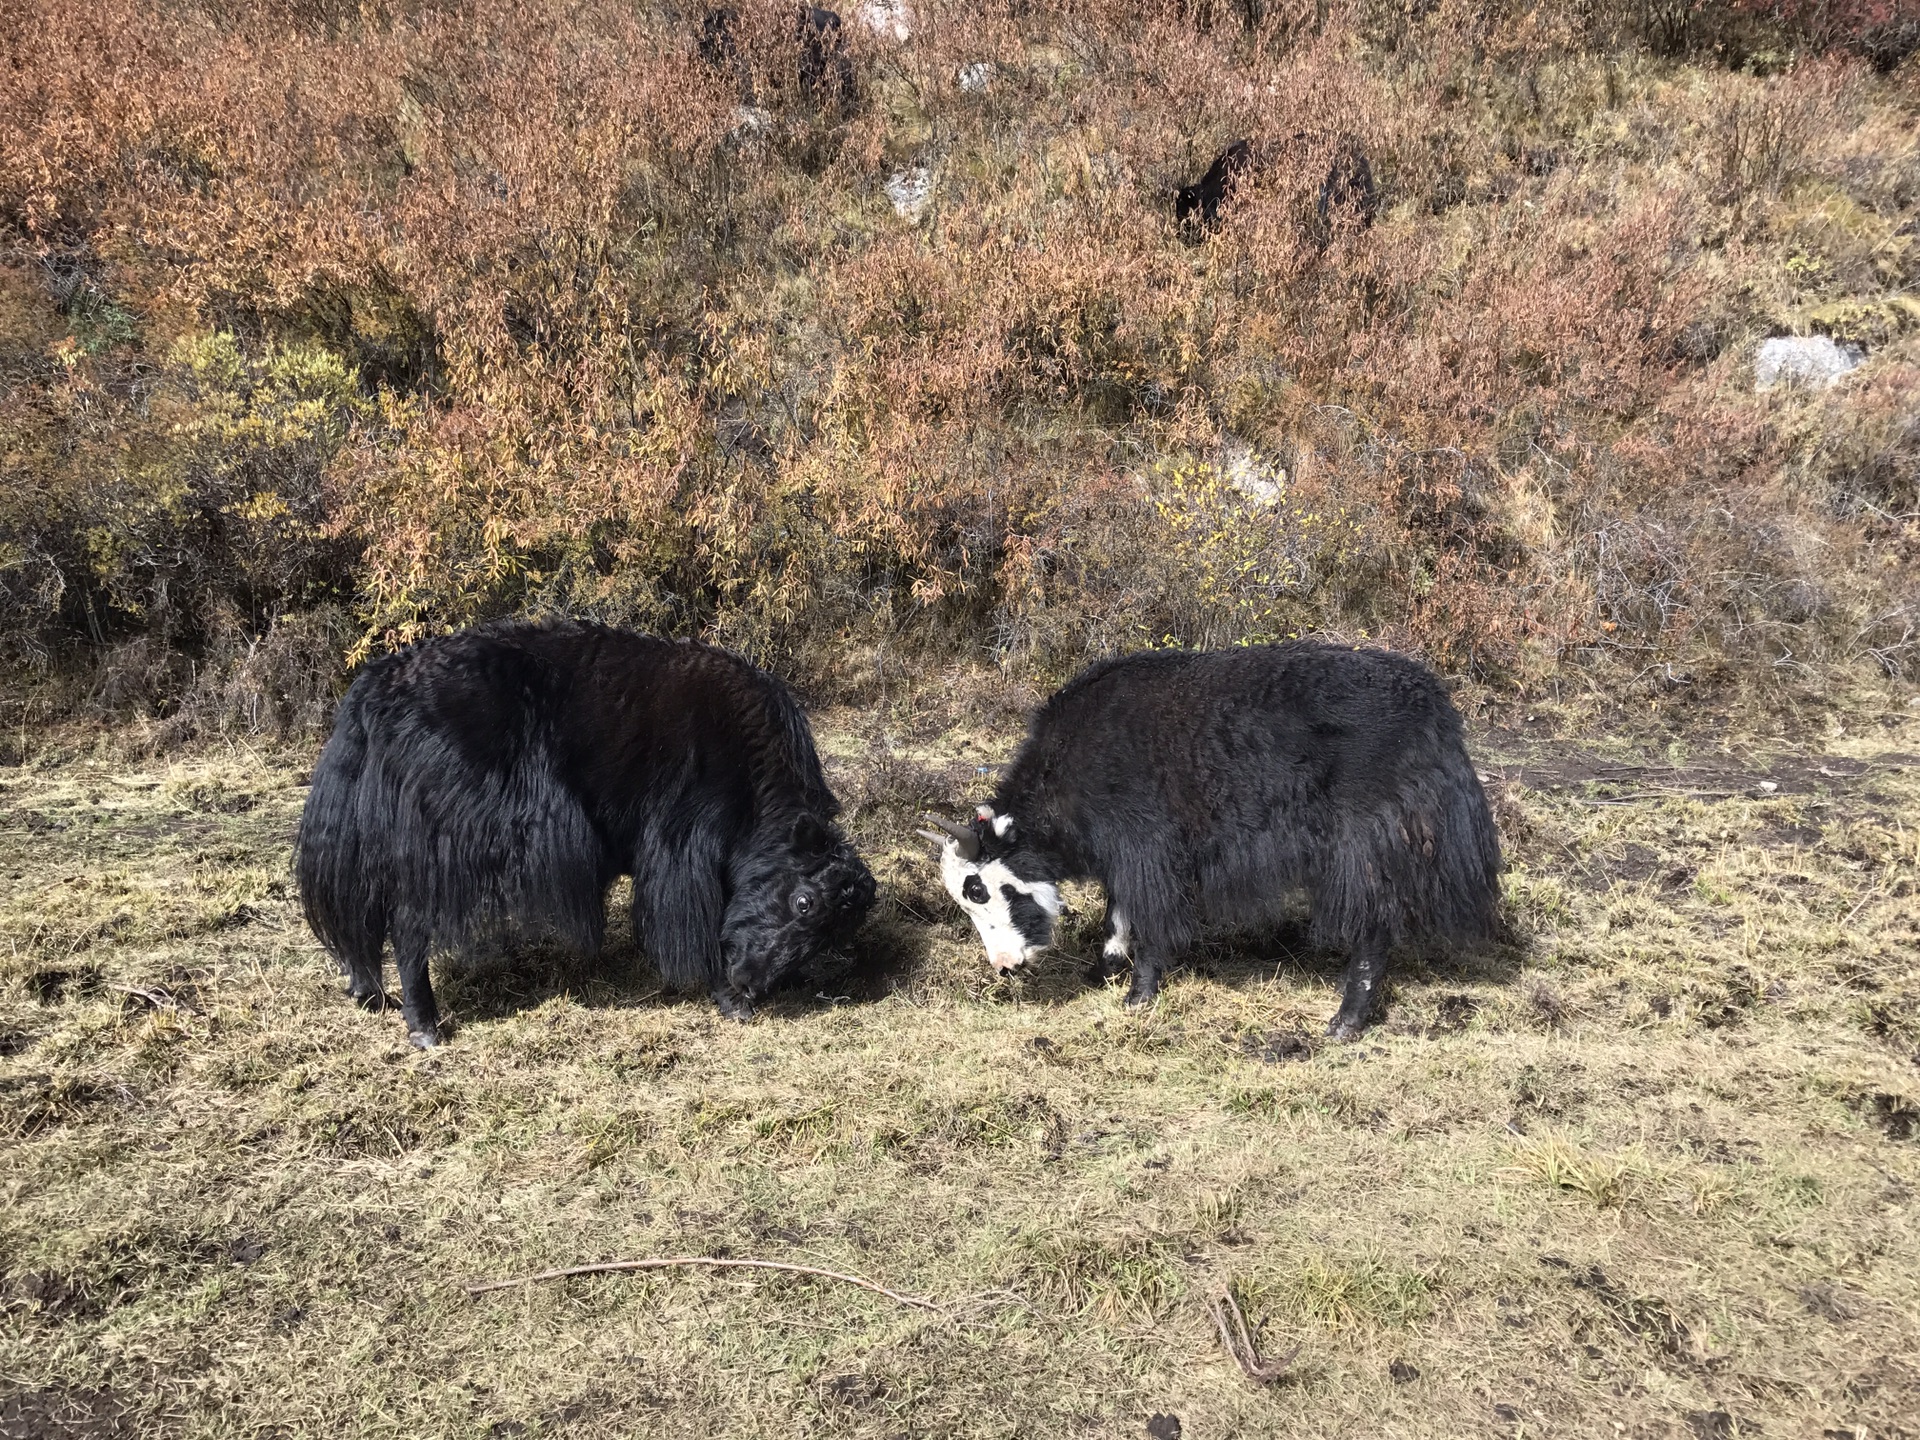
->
388;886;1519;1035
422;892;936;1034
983;898;1528;1023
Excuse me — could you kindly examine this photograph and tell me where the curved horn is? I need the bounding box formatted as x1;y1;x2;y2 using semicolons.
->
919;815;981;861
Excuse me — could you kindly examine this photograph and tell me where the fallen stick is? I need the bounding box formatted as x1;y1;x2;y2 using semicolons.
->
464;1256;943;1312
1206;1289;1299;1386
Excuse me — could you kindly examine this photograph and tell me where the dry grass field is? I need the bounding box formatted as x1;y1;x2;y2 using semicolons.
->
3;693;1917;1439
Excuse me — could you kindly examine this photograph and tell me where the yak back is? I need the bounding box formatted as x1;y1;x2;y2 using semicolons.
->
993;641;1499;948
298;620;836;964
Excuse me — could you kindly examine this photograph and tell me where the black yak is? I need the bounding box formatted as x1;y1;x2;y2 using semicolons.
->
297;620;876;1047
1174;139;1256;228
922;643;1501;1039
696;6;855;112
1175;133;1377;236
797;5;857;113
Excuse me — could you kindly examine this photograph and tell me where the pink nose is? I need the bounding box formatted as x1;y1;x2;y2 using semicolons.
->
989;952;1027;973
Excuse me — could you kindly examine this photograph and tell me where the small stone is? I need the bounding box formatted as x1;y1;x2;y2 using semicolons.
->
1389;1359;1420;1383
1754;335;1863;392
958;61;994;92
857;0;911;41
728;106;772;142
885;167;934;222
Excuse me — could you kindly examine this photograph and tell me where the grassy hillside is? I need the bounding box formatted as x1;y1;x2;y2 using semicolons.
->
2;707;1917;1436
2;0;1918;740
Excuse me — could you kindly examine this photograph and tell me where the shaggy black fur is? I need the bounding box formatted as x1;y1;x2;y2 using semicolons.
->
296;620;875;1046
796;5;856;114
1174;139;1255;227
959;642;1501;1038
695;6;855;112
1175;133;1377;237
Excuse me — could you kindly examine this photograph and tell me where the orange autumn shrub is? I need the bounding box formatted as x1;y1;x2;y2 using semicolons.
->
2;0;1916;733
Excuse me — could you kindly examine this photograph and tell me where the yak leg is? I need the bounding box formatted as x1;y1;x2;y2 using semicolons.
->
341;936;389;1013
1327;929;1389;1041
1107;858;1193;1010
1086;905;1131;984
393;925;441;1049
632;834;745;1020
1123;952;1165;1009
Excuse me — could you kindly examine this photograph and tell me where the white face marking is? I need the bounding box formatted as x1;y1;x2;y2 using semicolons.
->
938;842;1060;973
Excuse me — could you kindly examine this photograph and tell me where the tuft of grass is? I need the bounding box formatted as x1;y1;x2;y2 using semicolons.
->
1265;1251;1439;1333
1503;1132;1648;1209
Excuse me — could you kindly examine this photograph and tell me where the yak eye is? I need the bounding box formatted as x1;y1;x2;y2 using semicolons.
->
792;891;815;917
961;875;990;905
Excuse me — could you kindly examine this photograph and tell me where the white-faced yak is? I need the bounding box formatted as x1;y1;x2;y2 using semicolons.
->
297;621;876;1047
922;642;1502;1039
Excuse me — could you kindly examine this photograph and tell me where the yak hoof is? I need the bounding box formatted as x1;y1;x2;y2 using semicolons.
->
350;988;390;1012
1123;982;1160;1009
407;1027;440;1050
1325;1013;1367;1042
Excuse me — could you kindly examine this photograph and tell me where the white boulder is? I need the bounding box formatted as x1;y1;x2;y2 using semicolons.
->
1754;335;1863;393
1220;439;1286;506
857;0;912;41
885;167;934;222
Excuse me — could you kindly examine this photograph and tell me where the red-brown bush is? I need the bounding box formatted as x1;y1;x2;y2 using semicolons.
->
2;0;1915;733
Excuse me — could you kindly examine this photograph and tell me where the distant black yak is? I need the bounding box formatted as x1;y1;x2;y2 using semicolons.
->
695;5;855;113
297;621;875;1046
922;643;1501;1038
796;5;856;113
1175;133;1377;236
700;5;743;69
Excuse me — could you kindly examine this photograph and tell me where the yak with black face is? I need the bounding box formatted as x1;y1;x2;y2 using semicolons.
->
297;620;875;1046
926;642;1502;1040
1175;132;1376;240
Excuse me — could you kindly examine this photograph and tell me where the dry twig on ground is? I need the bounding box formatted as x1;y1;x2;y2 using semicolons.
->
1207;1288;1300;1387
465;1255;944;1312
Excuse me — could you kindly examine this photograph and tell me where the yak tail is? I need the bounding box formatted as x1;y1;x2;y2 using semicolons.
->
1313;748;1503;952
296;684;388;978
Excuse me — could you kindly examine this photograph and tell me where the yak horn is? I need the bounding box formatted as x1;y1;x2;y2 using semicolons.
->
918;815;981;861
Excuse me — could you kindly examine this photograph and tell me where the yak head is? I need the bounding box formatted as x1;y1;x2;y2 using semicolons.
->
921;806;1062;974
722;811;876;998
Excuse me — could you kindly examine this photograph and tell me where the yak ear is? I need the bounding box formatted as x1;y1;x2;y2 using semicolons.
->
789;812;832;855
